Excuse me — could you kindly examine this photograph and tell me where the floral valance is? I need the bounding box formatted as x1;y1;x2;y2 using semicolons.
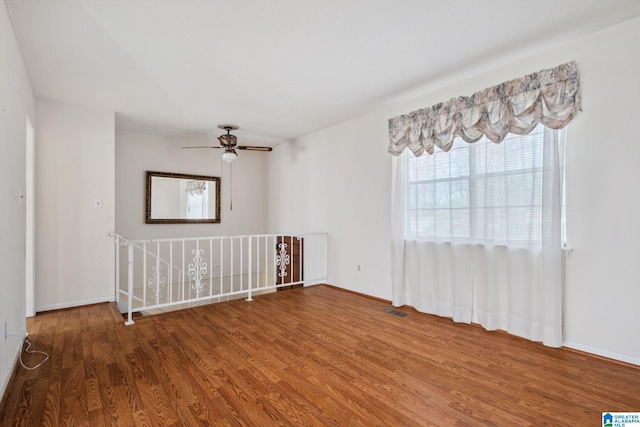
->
185;180;207;195
388;61;581;156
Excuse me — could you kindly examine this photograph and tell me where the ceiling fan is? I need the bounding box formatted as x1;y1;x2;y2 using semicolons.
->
182;124;273;163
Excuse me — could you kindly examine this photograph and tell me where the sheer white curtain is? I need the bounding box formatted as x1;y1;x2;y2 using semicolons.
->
389;62;578;347
474;127;564;345
391;126;565;347
391;152;473;322
185;180;209;220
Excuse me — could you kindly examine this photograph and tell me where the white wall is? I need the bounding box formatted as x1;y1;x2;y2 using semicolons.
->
115;130;269;240
268;17;640;364
268;119;391;299
0;2;34;398
36;100;115;311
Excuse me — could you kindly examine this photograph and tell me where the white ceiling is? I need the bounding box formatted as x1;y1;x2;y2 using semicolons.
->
6;0;640;146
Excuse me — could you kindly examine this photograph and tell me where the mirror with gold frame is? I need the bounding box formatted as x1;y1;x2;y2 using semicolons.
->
145;171;221;224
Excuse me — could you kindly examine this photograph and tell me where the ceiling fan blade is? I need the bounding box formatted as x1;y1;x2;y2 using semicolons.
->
237;145;273;152
181;146;222;149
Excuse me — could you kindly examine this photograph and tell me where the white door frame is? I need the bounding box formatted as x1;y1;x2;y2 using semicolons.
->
26;117;35;317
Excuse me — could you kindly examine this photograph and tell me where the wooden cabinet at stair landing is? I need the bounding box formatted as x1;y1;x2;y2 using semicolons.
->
276;236;303;291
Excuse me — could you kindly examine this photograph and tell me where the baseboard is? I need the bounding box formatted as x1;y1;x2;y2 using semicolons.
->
562;340;640;367
303;280;327;286
31;289;640;367
322;283;392;304
35;295;115;313
322;285;640;367
0;339;22;406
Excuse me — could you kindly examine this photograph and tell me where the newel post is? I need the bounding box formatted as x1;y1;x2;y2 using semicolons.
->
126;243;135;325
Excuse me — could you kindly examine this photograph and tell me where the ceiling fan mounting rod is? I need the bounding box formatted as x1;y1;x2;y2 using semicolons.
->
218;123;239;132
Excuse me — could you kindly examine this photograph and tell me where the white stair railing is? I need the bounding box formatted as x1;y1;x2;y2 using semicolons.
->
112;233;328;324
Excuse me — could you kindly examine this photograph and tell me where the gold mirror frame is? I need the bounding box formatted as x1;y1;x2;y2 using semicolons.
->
145;171;221;224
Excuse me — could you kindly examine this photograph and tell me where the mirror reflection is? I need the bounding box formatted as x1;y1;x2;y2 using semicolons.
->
146;171;221;224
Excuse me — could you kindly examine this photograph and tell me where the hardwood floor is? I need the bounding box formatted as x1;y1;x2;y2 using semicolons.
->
1;285;639;426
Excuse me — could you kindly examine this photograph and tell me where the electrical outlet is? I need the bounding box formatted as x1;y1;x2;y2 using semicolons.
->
212;265;220;271
357;264;361;272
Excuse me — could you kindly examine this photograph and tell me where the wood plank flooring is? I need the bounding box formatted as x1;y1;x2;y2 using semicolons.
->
1;284;639;426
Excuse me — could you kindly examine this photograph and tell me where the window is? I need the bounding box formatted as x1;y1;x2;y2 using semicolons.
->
406;124;565;247
186;186;209;219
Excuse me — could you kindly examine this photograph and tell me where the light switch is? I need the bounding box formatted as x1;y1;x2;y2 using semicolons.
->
94;198;103;208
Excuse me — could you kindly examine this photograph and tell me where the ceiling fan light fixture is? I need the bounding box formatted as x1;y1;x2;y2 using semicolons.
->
221;147;238;163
